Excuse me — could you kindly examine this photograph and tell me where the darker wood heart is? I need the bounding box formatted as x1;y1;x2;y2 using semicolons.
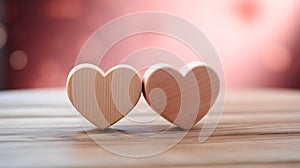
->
143;63;220;129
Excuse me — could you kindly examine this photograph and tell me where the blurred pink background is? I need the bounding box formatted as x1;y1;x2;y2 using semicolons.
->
0;0;300;89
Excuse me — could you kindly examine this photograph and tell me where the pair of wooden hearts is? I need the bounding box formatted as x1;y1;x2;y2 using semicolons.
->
67;63;219;130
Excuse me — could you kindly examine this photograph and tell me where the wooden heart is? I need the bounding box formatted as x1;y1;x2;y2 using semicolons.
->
143;62;220;130
66;64;142;130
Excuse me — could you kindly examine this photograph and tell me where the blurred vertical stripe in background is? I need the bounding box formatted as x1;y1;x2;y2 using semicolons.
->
0;0;7;89
0;0;300;89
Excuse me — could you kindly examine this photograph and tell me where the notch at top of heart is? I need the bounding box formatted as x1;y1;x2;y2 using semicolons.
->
66;63;142;130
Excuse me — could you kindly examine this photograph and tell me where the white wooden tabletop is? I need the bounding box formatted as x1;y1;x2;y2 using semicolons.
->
0;88;300;167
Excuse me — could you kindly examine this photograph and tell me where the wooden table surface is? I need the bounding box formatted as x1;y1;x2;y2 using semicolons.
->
0;88;300;168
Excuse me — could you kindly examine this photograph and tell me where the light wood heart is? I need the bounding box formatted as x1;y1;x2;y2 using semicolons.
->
66;64;142;130
143;62;220;130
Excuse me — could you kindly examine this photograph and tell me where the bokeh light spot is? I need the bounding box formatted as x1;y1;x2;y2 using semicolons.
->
233;0;260;22
0;24;7;48
33;59;64;87
9;50;28;70
261;45;292;73
45;0;83;19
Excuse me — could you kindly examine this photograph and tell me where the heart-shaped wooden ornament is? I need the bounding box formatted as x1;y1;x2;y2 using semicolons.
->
67;64;142;130
143;62;220;130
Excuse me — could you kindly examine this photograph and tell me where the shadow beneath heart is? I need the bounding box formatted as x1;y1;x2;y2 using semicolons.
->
81;124;186;136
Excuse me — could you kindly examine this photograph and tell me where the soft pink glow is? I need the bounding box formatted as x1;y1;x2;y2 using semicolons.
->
4;0;300;89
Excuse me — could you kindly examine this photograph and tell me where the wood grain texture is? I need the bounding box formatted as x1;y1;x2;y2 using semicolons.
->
143;63;220;129
0;88;300;168
66;64;142;130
